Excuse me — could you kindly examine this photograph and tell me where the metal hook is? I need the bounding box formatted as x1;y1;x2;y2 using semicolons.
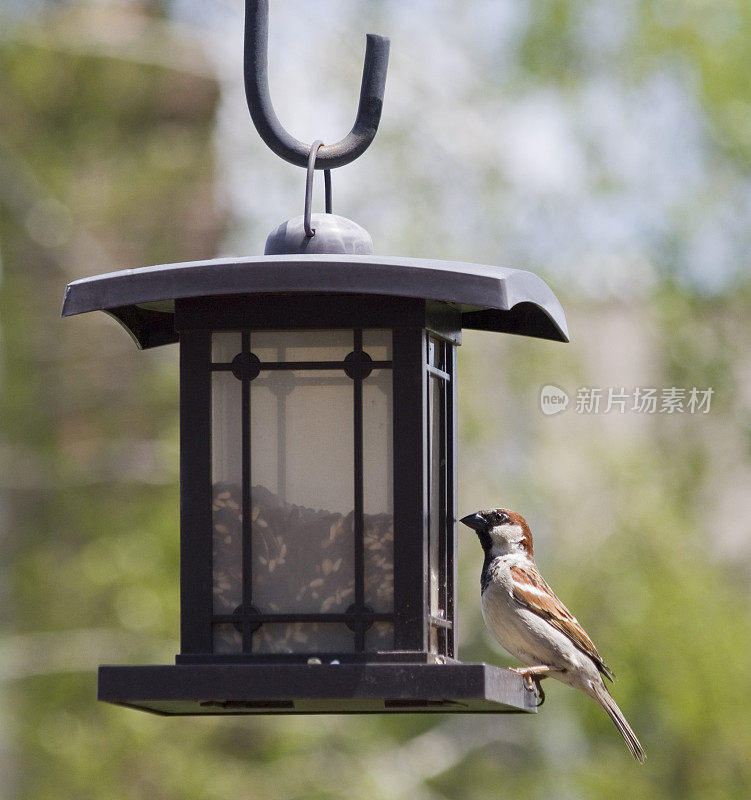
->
244;0;390;170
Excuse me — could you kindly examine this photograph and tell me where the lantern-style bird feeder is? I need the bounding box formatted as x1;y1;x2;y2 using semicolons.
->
62;0;567;715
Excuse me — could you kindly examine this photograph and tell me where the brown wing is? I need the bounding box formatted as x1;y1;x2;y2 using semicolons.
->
510;564;614;681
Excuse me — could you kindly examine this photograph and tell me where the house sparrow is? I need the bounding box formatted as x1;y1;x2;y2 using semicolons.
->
461;508;646;762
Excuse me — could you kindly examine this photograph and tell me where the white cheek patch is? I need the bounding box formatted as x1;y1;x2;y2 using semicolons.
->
490;523;524;549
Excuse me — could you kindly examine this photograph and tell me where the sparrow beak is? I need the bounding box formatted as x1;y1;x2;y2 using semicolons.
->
460;512;485;531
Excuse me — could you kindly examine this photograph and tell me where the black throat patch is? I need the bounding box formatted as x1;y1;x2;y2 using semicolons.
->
477;530;493;593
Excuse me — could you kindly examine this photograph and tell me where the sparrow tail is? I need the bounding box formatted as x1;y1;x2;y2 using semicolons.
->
591;683;646;763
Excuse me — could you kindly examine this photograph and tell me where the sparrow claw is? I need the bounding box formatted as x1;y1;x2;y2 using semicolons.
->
531;678;545;707
511;667;547;707
521;675;545;706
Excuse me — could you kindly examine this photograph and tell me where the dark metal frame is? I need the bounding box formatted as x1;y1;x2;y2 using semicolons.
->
174;296;460;665
98;662;538;715
67;286;559;713
179;330;214;655
427;333;455;659
63;282;560;711
61;256;570;349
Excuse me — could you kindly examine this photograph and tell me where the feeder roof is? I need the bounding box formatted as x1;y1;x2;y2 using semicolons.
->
62;254;569;348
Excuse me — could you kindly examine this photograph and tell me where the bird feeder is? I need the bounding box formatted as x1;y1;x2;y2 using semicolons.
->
62;0;568;715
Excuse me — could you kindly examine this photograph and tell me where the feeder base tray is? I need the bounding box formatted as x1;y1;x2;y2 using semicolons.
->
98;662;538;715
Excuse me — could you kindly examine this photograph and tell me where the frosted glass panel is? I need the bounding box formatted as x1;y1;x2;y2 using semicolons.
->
210;329;397;656
364;515;394;613
362;329;392;360
213;624;242;655
363;370;393;515
428;336;444;369
212;370;242;485
249;370;354;511
212;331;241;362
365;622;394;651
363;369;394;612
253;623;354;654
250;330;353;363
250;369;354;614
250;496;355;614
212;370;243;615
429;367;444;654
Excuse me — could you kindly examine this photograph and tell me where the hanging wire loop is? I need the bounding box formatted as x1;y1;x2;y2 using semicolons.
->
304;141;332;237
244;0;390;170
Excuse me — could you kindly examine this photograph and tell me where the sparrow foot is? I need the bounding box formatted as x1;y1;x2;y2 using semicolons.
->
511;666;550;707
511;665;552;681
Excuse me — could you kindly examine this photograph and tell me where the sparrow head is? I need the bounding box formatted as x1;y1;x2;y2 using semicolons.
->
460;508;534;558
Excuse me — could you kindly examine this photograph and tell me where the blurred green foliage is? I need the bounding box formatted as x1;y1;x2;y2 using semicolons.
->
2;2;751;799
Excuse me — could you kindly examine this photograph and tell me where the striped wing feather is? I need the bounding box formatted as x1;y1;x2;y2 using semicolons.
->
510;564;614;681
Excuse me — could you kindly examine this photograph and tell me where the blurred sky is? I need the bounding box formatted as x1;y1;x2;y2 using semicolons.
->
169;0;751;297
4;0;750;297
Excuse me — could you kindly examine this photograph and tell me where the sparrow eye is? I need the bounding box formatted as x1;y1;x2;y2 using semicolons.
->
496;511;509;525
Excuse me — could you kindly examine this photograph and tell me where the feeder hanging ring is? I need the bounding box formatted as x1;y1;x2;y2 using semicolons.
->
304;141;333;238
